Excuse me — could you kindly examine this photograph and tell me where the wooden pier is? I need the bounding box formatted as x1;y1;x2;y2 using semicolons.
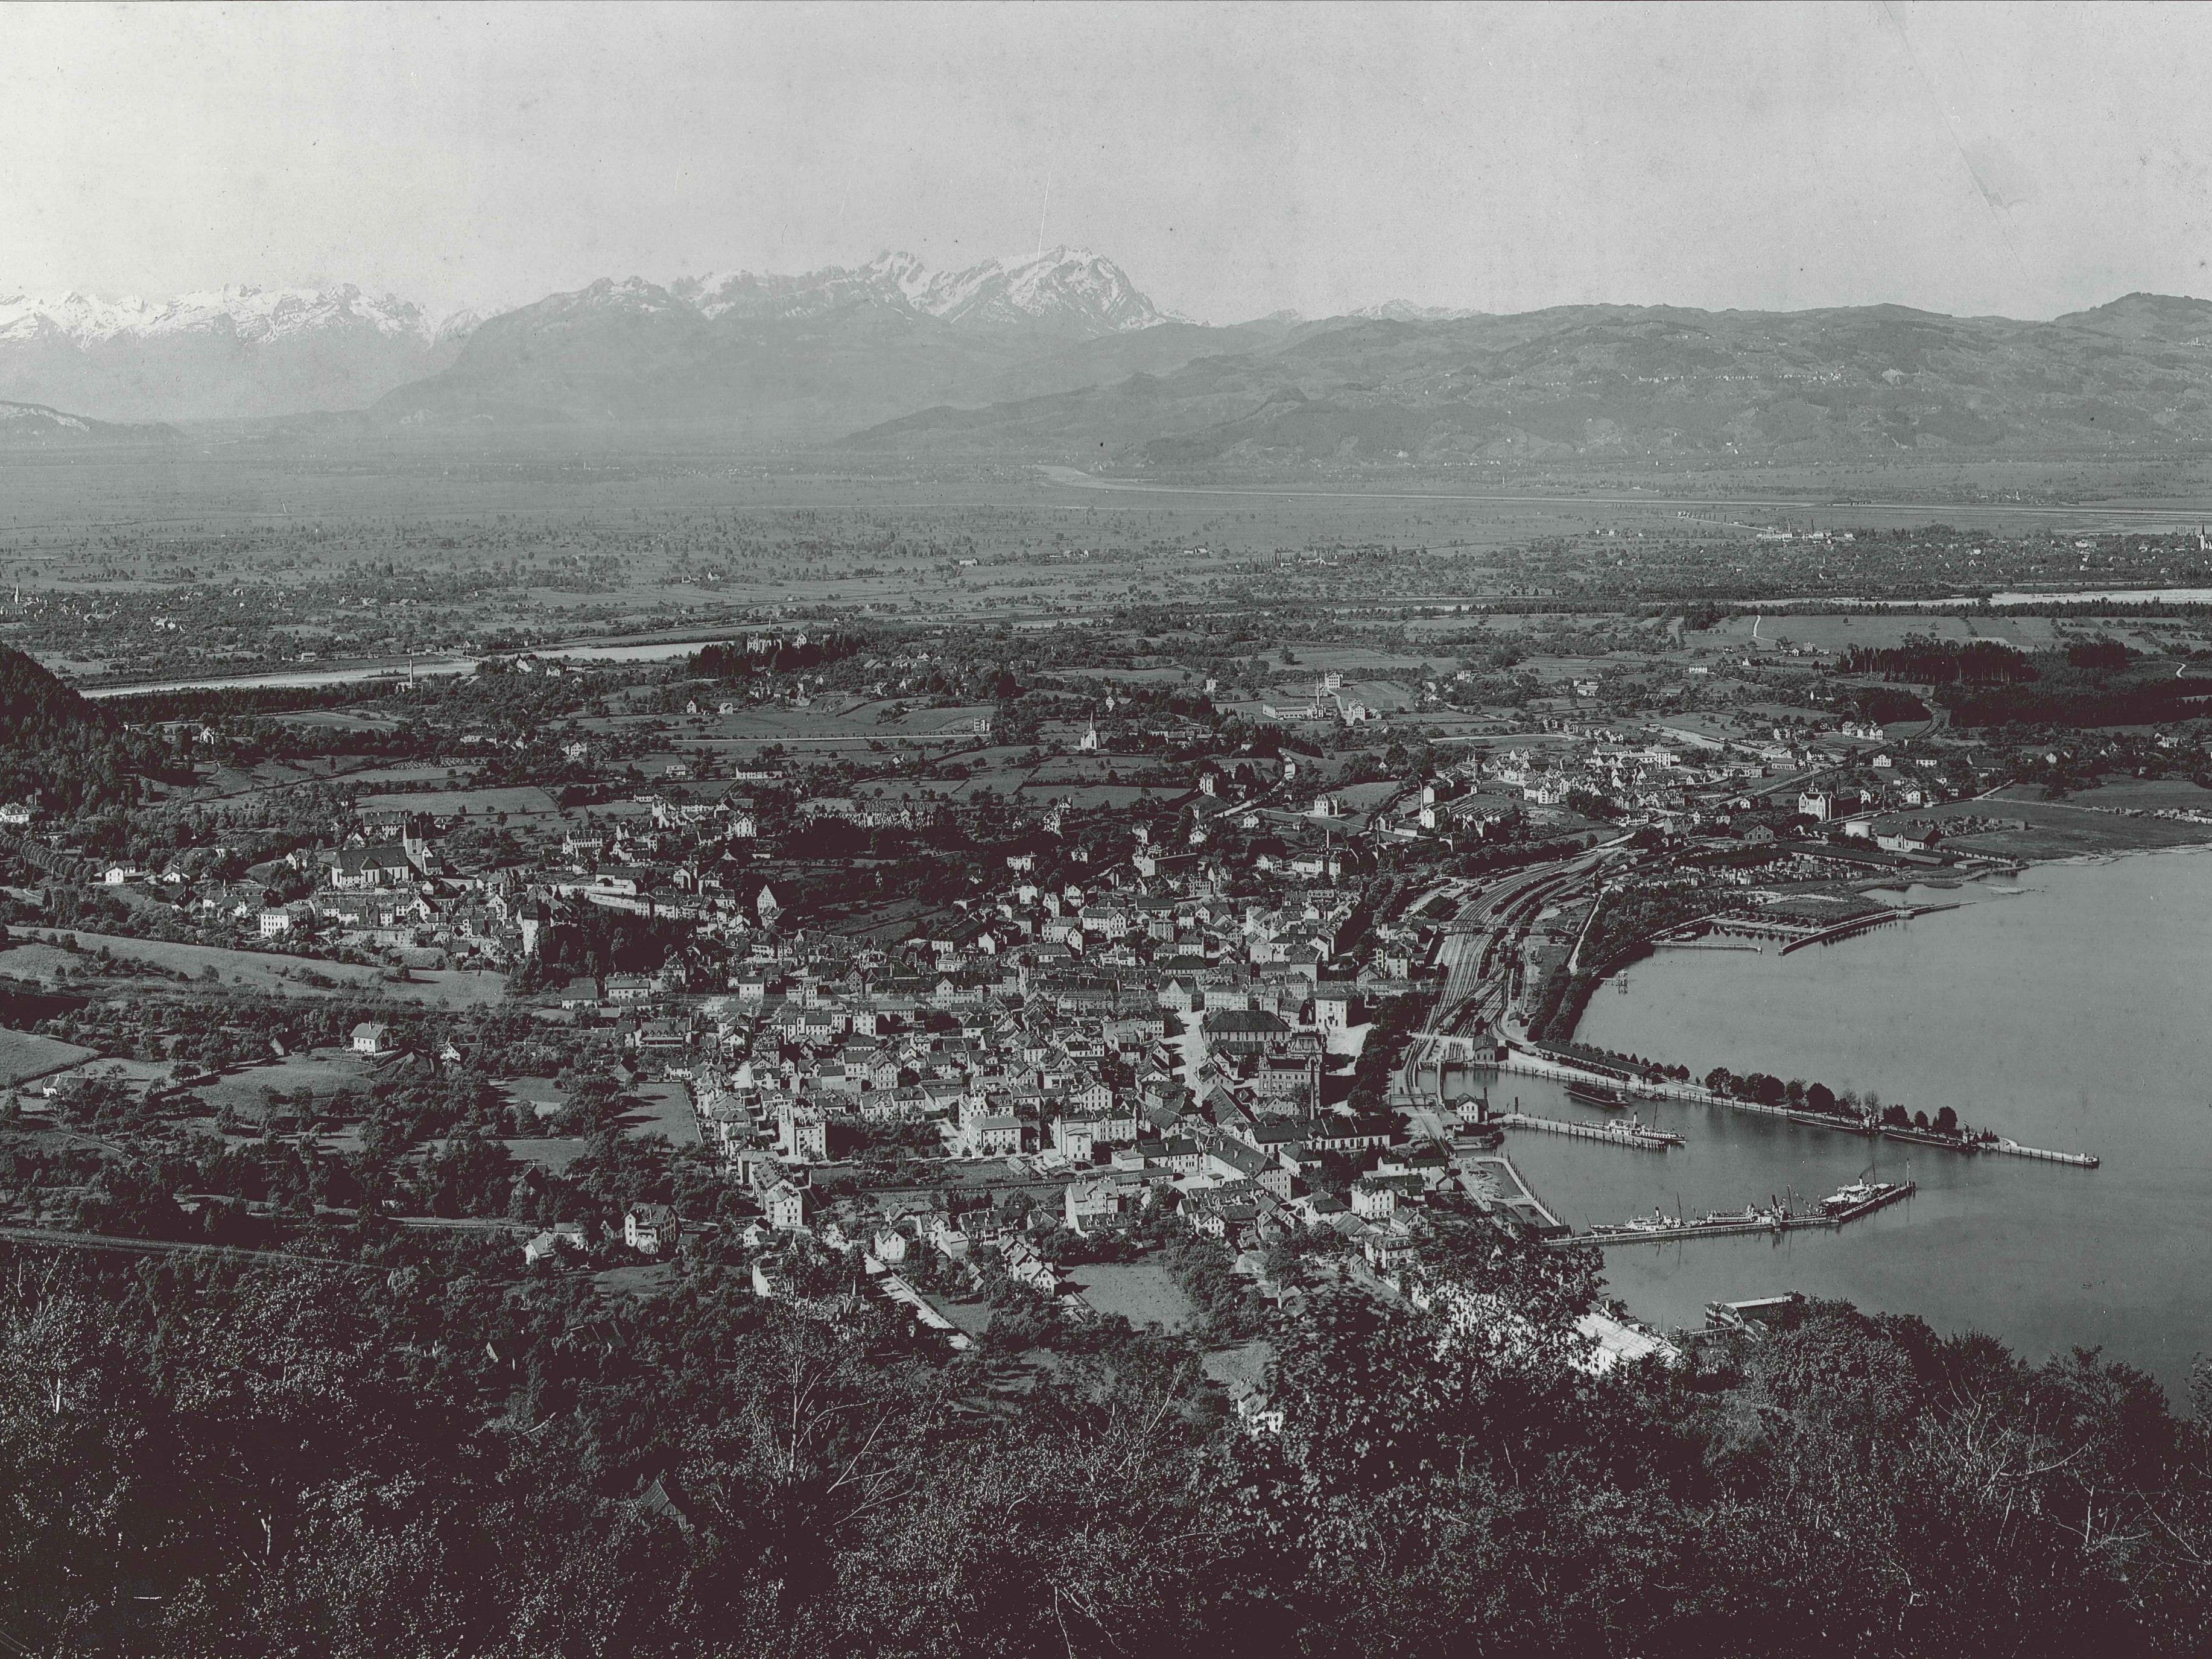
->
1984;1138;2100;1169
1498;1112;1680;1152
1553;1180;1918;1249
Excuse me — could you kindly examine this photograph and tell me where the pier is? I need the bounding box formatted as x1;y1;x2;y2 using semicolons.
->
1696;900;1963;956
1498;1111;1681;1152
1983;1138;2100;1169
1551;1180;1918;1249
1468;1152;1570;1237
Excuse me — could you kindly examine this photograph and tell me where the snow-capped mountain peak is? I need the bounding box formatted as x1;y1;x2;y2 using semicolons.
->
0;283;484;423
668;247;1166;337
1348;299;1491;323
0;284;479;347
918;246;1165;333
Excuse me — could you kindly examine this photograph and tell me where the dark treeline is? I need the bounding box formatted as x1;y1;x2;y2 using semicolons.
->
1837;685;1932;724
1838;638;2037;686
1837;635;2212;729
2;1226;2208;1658
692;630;864;680
1945;675;2212;730
101;677;401;725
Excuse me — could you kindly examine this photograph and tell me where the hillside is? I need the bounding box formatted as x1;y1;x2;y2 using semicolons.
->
0;643;143;815
0;398;177;444
850;294;2212;465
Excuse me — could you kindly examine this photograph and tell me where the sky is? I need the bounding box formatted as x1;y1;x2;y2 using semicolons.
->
6;1;2212;323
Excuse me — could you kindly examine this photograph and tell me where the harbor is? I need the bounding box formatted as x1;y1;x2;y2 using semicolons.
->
1569;849;2199;1395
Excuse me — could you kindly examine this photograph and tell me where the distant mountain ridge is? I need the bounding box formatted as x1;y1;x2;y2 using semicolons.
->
9;253;2212;465
375;249;1230;436
0;284;472;347
852;292;2212;465
0;398;175;444
0;284;478;423
0;251;1173;426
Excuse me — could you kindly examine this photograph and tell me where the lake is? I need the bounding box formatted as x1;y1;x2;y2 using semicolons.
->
1475;851;2212;1402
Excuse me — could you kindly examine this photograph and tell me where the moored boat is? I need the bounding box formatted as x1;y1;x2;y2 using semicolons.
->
1820;1178;1903;1215
1567;1080;1629;1108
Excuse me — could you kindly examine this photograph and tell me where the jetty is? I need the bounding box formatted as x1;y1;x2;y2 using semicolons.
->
1693;900;1963;956
1983;1137;2100;1169
1553;1180;1917;1250
1468;1152;1570;1238
1498;1111;1682;1152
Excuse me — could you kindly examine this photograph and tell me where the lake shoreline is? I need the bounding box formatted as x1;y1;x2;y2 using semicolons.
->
1556;851;2212;1402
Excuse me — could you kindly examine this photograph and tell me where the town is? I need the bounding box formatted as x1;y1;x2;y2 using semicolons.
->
8;559;2207;1650
3;573;2203;1374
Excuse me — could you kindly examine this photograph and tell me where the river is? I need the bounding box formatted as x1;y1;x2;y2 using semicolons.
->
1459;851;2212;1401
74;636;715;699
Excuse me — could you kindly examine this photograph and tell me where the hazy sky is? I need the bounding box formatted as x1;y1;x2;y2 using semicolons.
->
8;1;2212;323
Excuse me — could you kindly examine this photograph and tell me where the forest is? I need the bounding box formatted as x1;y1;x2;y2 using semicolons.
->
1;1215;2207;1659
0;642;174;816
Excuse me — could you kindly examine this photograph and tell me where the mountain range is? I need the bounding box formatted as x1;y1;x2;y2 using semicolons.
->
375;252;1269;439
0;285;477;423
0;250;1175;429
8;252;2212;464
857;292;2212;465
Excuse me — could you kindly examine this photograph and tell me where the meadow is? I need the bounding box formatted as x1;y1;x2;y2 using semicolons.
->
7;928;507;1007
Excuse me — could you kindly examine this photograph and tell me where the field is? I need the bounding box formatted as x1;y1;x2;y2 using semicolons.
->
505;1137;592;1174
0;943;83;982
1920;790;2212;860
7;929;508;1008
354;785;562;816
1066;1257;1196;1331
622;1080;699;1146
181;1049;378;1117
1708;615;2072;652
501;1076;569;1122
593;1260;683;1298
0;1028;98;1087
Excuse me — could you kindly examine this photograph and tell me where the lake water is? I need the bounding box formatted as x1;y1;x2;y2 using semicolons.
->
1472;851;2212;1402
